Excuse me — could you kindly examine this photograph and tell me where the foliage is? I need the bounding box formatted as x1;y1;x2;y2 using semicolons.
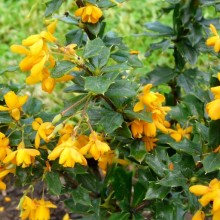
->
1;0;220;219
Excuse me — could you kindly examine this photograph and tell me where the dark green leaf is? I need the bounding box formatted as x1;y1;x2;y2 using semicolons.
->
45;172;62;195
145;21;173;36
51;60;76;78
66;29;84;46
0;112;12;123
209;120;220;148
84;38;106;59
65;199;90;213
9;131;22;146
55;14;78;25
45;0;63;17
72;185;92;206
23;98;42;115
85;72;119;94
132;181;147;206
108;213;130;220
102;63;128;73
110;50;129;63
145;182;170;200
145;66;176;86
127;55;143;68
203;153;220;173
87;105;123;133
168;138;202;156
86;22;101;36
144;153;166;177
129;141;147;163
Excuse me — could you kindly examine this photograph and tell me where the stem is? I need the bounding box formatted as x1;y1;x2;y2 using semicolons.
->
95;94;117;111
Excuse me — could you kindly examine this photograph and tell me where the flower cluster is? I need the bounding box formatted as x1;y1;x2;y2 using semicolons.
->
206;73;220;120
19;196;56;220
206;24;220;53
189;178;220;220
130;84;170;151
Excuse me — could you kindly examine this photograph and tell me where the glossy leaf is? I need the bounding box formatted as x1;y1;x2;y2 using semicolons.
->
203;153;220;173
45;172;62;195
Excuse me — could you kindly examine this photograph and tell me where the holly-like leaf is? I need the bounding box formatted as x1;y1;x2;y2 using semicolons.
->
203;153;220;173
45;0;63;17
45;172;62;195
51;60;76;78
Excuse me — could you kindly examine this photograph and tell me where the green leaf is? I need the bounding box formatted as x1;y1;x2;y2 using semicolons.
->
51;60;76;78
87;105;123;133
0;112;12;123
9;131;22;146
176;41;198;65
203;153;220;173
102;63;129;73
144;153;166;177
209;120;220;148
145;66;176;86
45;0;63;17
145;182;170;200
159;170;188;187
65;199;90;214
85;72;118;94
168;138;202;156
145;21;173;36
124;110;152;122
129;141;147;163
45;172;62;195
23;98;42;115
127;55;143;68
86;22;101;36
66;29;84;46
108;213;130;220
111;50;129;63
111;167;132;209
72;185;92;206
132;181;147;206
83;38;106;59
105;80;137;99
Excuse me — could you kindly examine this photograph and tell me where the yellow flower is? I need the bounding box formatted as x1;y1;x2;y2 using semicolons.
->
63;213;70;220
189;185;210;196
75;4;103;24
130;120;144;138
0;91;28;120
142;136;158;152
48;137;87;167
213;209;220;220
32;118;54;148
79;131;110;160
192;210;205;220
19;196;57;220
0;132;10;162
3;142;40;168
211;86;220;99
206;99;220;120
169;123;193;142
0;168;13;190
206;24;220;52
143;121;157;137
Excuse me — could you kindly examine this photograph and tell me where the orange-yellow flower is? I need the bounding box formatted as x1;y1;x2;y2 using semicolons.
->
192;210;205;220
79;131;110;160
142;136;158;152
206;24;220;53
189;185;210;196
130;120;144;138
3;142;40;168
169;123;193;142
32;118;54;148
75;4;103;24
206;99;220;120
0;91;28;120
0;167;14;190
0;132;10;161
48;137;87;167
19;196;57;220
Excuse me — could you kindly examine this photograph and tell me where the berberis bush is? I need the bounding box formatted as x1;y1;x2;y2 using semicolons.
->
1;0;220;219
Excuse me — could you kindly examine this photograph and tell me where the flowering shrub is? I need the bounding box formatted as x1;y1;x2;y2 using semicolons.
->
1;0;220;219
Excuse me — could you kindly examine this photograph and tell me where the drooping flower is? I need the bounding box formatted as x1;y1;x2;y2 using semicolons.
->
0;91;28;120
206;99;220;120
32;118;54;148
79;131;110;160
192;210;205;220
169;123;193;142
206;24;220;53
19;196;57;220
142;136;158;152
48;137;87;168
0;167;14;190
3;142;40;168
0;132;10;161
75;4;103;24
